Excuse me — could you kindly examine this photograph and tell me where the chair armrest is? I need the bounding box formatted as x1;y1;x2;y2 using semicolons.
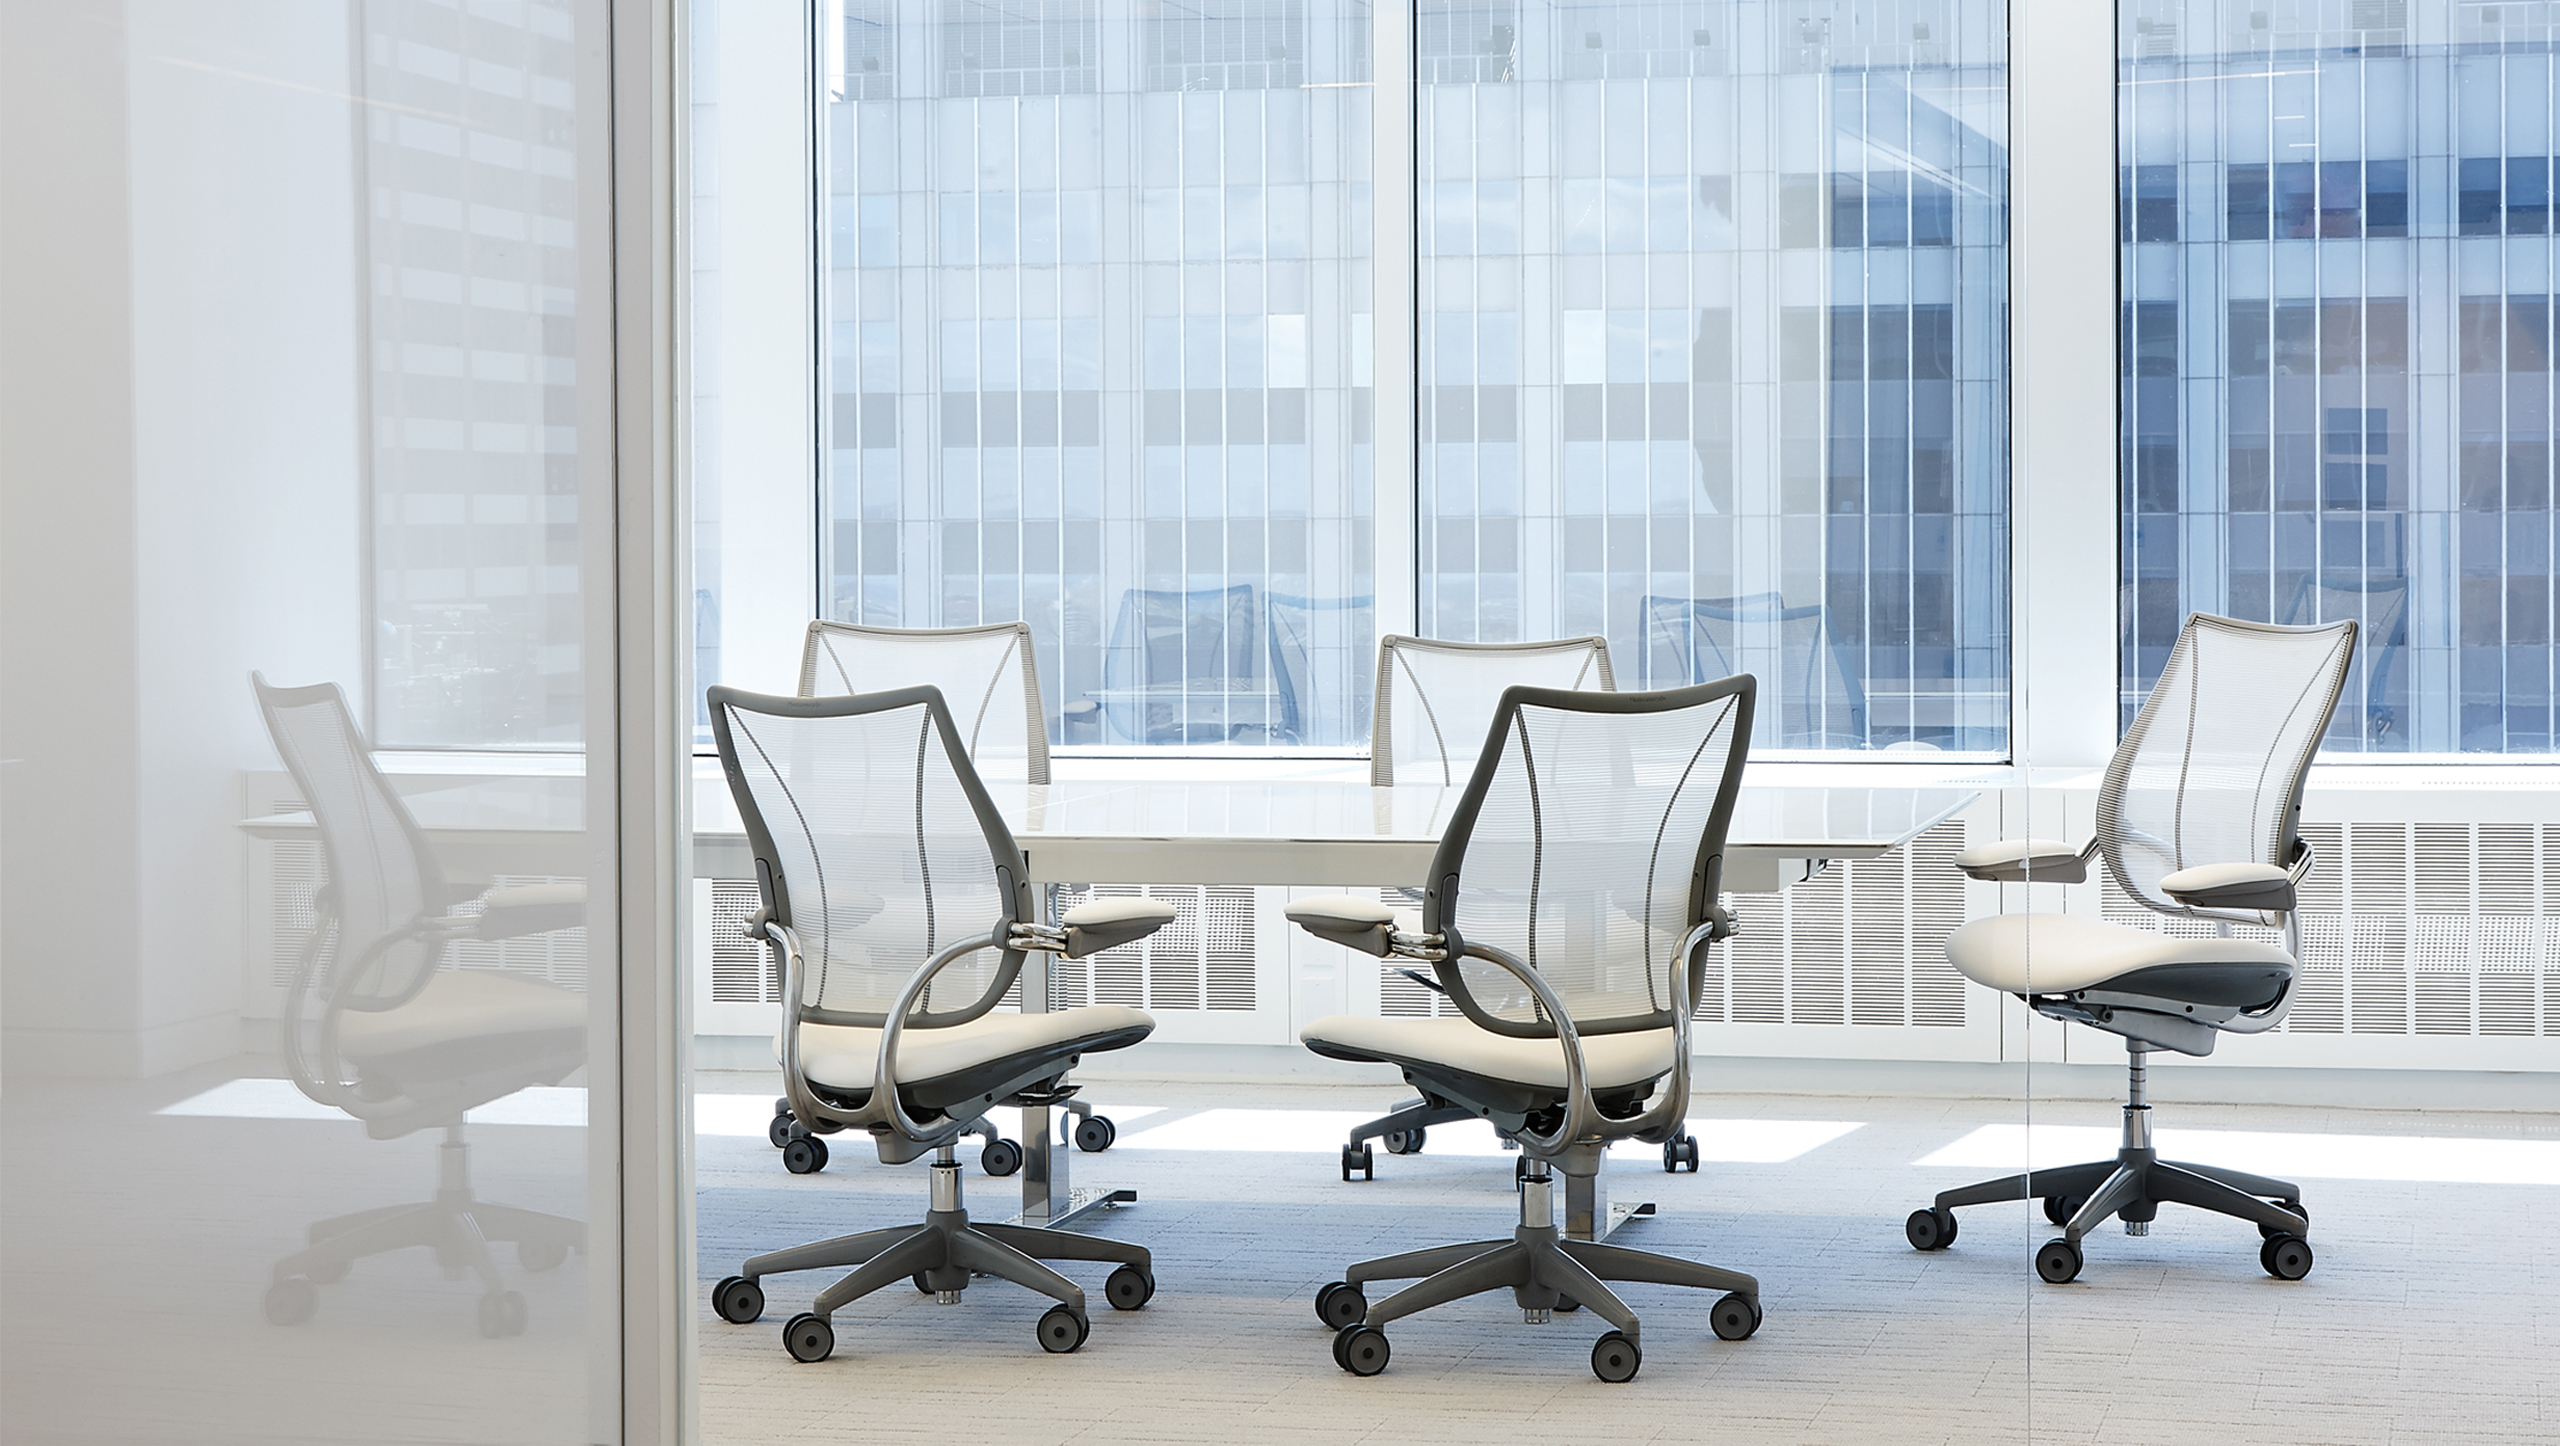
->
1058;897;1177;959
1954;838;2092;884
2160;861;2296;914
1283;895;1399;956
472;881;586;940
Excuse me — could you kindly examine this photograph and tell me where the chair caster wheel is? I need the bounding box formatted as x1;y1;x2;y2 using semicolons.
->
2260;1233;2314;1280
912;1272;937;1294
1663;1134;1699;1173
1340;1143;1373;1181
1906;1207;1958;1251
263;1276;317;1326
768;1112;796;1149
783;1312;835;1362
1314;1280;1367;1330
1709;1291;1761;1341
1333;1323;1390;1376
712;1275;764;1324
2035;1237;2084;1284
520;1238;570;1273
782;1136;829;1174
1382;1127;1424;1155
1037;1304;1090;1353
982;1138;1024;1177
1105;1264;1155;1311
1591;1329;1643;1381
2258;1200;2308;1239
2042;1193;2086;1226
1073;1115;1117;1152
1554;1295;1581;1313
477;1290;528;1338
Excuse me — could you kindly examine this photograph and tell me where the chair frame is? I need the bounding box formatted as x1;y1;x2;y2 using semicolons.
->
1311;678;1762;1380
704;684;1158;1362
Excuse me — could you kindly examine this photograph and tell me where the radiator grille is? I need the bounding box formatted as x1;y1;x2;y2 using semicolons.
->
1695;820;1971;1027
708;878;778;1004
2098;821;2560;1037
1041;884;1258;1012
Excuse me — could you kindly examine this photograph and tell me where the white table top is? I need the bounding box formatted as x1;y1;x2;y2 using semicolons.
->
245;771;1978;890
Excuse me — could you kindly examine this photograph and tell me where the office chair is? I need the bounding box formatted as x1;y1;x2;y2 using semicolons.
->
251;674;587;1338
1340;634;1655;1177
774;620;1124;1173
1288;676;1761;1381
1639;592;1866;749
1087;584;1274;744
2280;571;2407;747
1905;613;2355;1284
1267;592;1375;747
704;684;1174;1362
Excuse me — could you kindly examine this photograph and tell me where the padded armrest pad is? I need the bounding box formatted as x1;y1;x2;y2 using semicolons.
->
474;881;587;939
1953;838;2088;884
1059;897;1177;958
2160;861;2296;913
1283;894;1399;956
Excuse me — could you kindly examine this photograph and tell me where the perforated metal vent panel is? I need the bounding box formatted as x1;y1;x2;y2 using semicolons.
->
265;797;324;989
2097;821;2560;1038
1693;820;1971;1027
1043;884;1259;1013
707;878;778;1004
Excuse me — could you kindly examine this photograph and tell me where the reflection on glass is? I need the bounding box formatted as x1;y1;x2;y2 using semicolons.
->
1415;0;2011;755
2120;3;2560;753
819;0;1377;747
0;2;607;1440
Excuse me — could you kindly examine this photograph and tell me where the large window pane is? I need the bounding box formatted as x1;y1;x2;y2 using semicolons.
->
818;0;1375;747
1416;0;2011;755
2120;5;2559;755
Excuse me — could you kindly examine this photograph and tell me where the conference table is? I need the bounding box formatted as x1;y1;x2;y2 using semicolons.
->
250;765;1981;1237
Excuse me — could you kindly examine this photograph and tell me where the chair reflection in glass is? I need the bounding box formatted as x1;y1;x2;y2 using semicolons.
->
1638;593;1866;750
1267;592;1375;747
1082;584;1281;745
251;674;585;1338
2281;571;2407;747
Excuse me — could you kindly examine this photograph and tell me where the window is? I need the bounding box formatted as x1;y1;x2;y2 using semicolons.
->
817;0;1376;747
2121;6;2560;754
796;0;2009;755
1413;0;2009;754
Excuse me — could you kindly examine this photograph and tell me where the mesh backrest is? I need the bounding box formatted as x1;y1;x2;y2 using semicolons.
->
1373;635;1616;785
711;687;1024;1027
1424;680;1752;1037
1638;593;1865;749
1099;584;1264;744
2099;614;2357;916
252;675;443;1010
1267;593;1373;746
799;620;1049;783
2279;572;2407;746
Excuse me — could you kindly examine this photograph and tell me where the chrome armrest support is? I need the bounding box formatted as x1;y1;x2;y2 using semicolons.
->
866;928;1014;1143
1444;940;1597;1158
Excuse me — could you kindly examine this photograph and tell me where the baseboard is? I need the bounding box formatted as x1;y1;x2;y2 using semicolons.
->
4;1012;239;1080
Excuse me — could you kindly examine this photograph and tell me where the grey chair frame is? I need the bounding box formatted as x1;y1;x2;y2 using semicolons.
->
250;673;586;1339
1344;634;1651;1176
1304;677;1761;1378
705;684;1168;1361
1909;614;2357;1283
777;619;1118;1176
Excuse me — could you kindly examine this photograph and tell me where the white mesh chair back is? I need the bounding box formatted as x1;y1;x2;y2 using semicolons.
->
709;685;1031;1027
1421;677;1754;1038
2099;614;2357;917
2279;572;2407;747
1372;635;1616;786
1638;593;1865;749
252;674;445;1011
799;620;1049;783
1267;592;1374;747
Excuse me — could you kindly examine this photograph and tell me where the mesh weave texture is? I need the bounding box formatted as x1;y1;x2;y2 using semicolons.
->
1373;636;1614;786
800;621;1048;784
1638;593;1864;750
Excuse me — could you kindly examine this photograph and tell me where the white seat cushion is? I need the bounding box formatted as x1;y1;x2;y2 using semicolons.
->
1301;1014;1675;1091
1946;912;2296;995
788;1005;1153;1091
339;969;586;1060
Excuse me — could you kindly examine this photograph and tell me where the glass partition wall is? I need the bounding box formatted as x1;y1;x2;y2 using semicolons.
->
2;2;628;1441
